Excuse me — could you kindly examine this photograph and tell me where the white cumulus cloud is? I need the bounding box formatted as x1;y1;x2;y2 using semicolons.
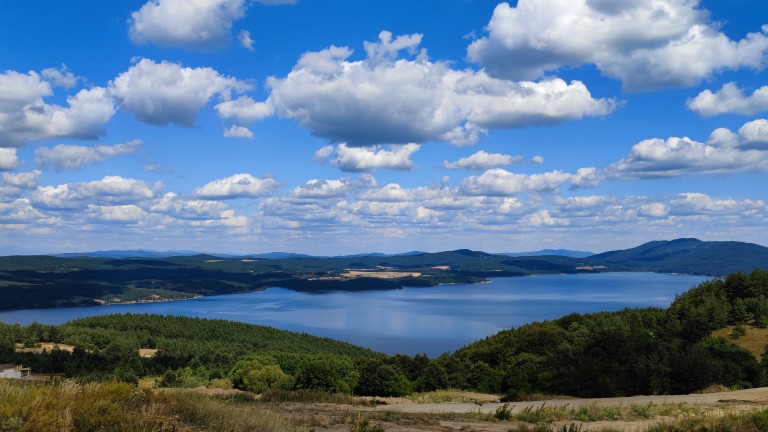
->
32;176;161;210
238;30;255;51
129;0;247;50
2;170;41;189
0;149;20;170
223;125;254;139
110;59;250;127
688;82;768;116
0;70;115;147
291;175;376;199
316;143;421;172
605;120;768;178
459;168;572;196
35;140;141;171
444;150;522;170
468;0;768;91
41;65;77;88
194;173;279;199
264;31;615;146
215;96;273;124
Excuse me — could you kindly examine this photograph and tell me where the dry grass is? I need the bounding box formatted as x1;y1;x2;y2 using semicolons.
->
15;342;78;354
341;270;422;279
406;389;501;404
0;379;295;432
712;325;768;360
138;348;158;358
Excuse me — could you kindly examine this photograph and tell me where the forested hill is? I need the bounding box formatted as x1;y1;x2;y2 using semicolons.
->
455;269;768;398
590;238;768;275
0;238;766;311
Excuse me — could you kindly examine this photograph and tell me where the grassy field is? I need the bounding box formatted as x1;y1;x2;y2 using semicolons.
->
712;324;768;360
5;379;768;432
0;379;294;432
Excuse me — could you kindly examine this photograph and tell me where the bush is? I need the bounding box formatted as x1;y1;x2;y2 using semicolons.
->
354;359;411;397
494;403;513;420
229;356;294;394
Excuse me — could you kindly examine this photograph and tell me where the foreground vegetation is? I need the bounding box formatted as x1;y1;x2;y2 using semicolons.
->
5;379;768;432
0;379;294;432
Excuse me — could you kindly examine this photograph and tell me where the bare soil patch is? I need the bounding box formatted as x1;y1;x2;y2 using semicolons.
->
270;387;768;432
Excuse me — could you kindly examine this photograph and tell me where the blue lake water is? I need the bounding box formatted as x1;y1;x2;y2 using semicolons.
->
0;272;710;356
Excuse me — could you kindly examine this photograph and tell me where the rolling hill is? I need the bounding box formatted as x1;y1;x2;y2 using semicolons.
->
590;238;768;275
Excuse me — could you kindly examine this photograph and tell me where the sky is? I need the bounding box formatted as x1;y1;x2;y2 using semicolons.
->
1;0;768;256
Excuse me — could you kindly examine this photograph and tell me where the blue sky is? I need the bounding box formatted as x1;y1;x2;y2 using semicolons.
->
1;0;768;255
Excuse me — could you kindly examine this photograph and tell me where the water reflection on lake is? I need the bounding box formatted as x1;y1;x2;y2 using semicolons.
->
0;272;710;356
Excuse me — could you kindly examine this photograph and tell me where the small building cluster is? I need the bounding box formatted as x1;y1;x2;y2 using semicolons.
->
0;364;31;379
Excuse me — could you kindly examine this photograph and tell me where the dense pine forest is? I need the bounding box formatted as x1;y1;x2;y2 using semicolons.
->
1;269;768;399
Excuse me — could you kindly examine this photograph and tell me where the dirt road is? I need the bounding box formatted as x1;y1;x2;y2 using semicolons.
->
274;387;768;432
373;387;768;415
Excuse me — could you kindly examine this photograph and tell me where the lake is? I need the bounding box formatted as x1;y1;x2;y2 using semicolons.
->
0;272;710;356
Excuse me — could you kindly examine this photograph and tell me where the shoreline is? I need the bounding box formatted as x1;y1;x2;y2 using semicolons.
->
0;270;711;315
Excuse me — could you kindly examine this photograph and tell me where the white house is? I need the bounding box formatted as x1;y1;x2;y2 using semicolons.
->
0;364;31;379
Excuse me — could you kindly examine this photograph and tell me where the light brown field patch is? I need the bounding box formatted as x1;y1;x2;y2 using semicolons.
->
341;271;421;279
712;325;768;360
139;348;159;358
16;343;77;354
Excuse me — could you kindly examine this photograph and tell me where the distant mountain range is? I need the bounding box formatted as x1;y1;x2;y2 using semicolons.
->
1;238;767;312
590;238;768;275
500;249;594;258
53;250;432;259
29;239;768;274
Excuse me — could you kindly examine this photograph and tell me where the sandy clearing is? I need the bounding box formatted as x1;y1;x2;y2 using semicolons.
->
373;387;768;415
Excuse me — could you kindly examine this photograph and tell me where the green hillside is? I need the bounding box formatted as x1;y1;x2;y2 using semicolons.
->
590;238;768;275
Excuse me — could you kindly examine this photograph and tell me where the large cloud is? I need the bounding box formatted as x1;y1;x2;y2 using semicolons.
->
0;70;115;147
468;1;768;91
35;140;141;171
32;176;161;210
194;173;279;199
129;0;247;50
688;82;768;116
111;59;249;127
605;119;768;178
260;31;614;146
444;150;522;170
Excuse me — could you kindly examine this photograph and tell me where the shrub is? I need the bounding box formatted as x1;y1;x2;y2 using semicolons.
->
349;414;385;432
494;403;513;420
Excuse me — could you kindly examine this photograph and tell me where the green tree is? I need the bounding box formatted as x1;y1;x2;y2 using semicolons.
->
416;362;448;392
229;356;293;393
355;358;411;397
294;361;341;393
